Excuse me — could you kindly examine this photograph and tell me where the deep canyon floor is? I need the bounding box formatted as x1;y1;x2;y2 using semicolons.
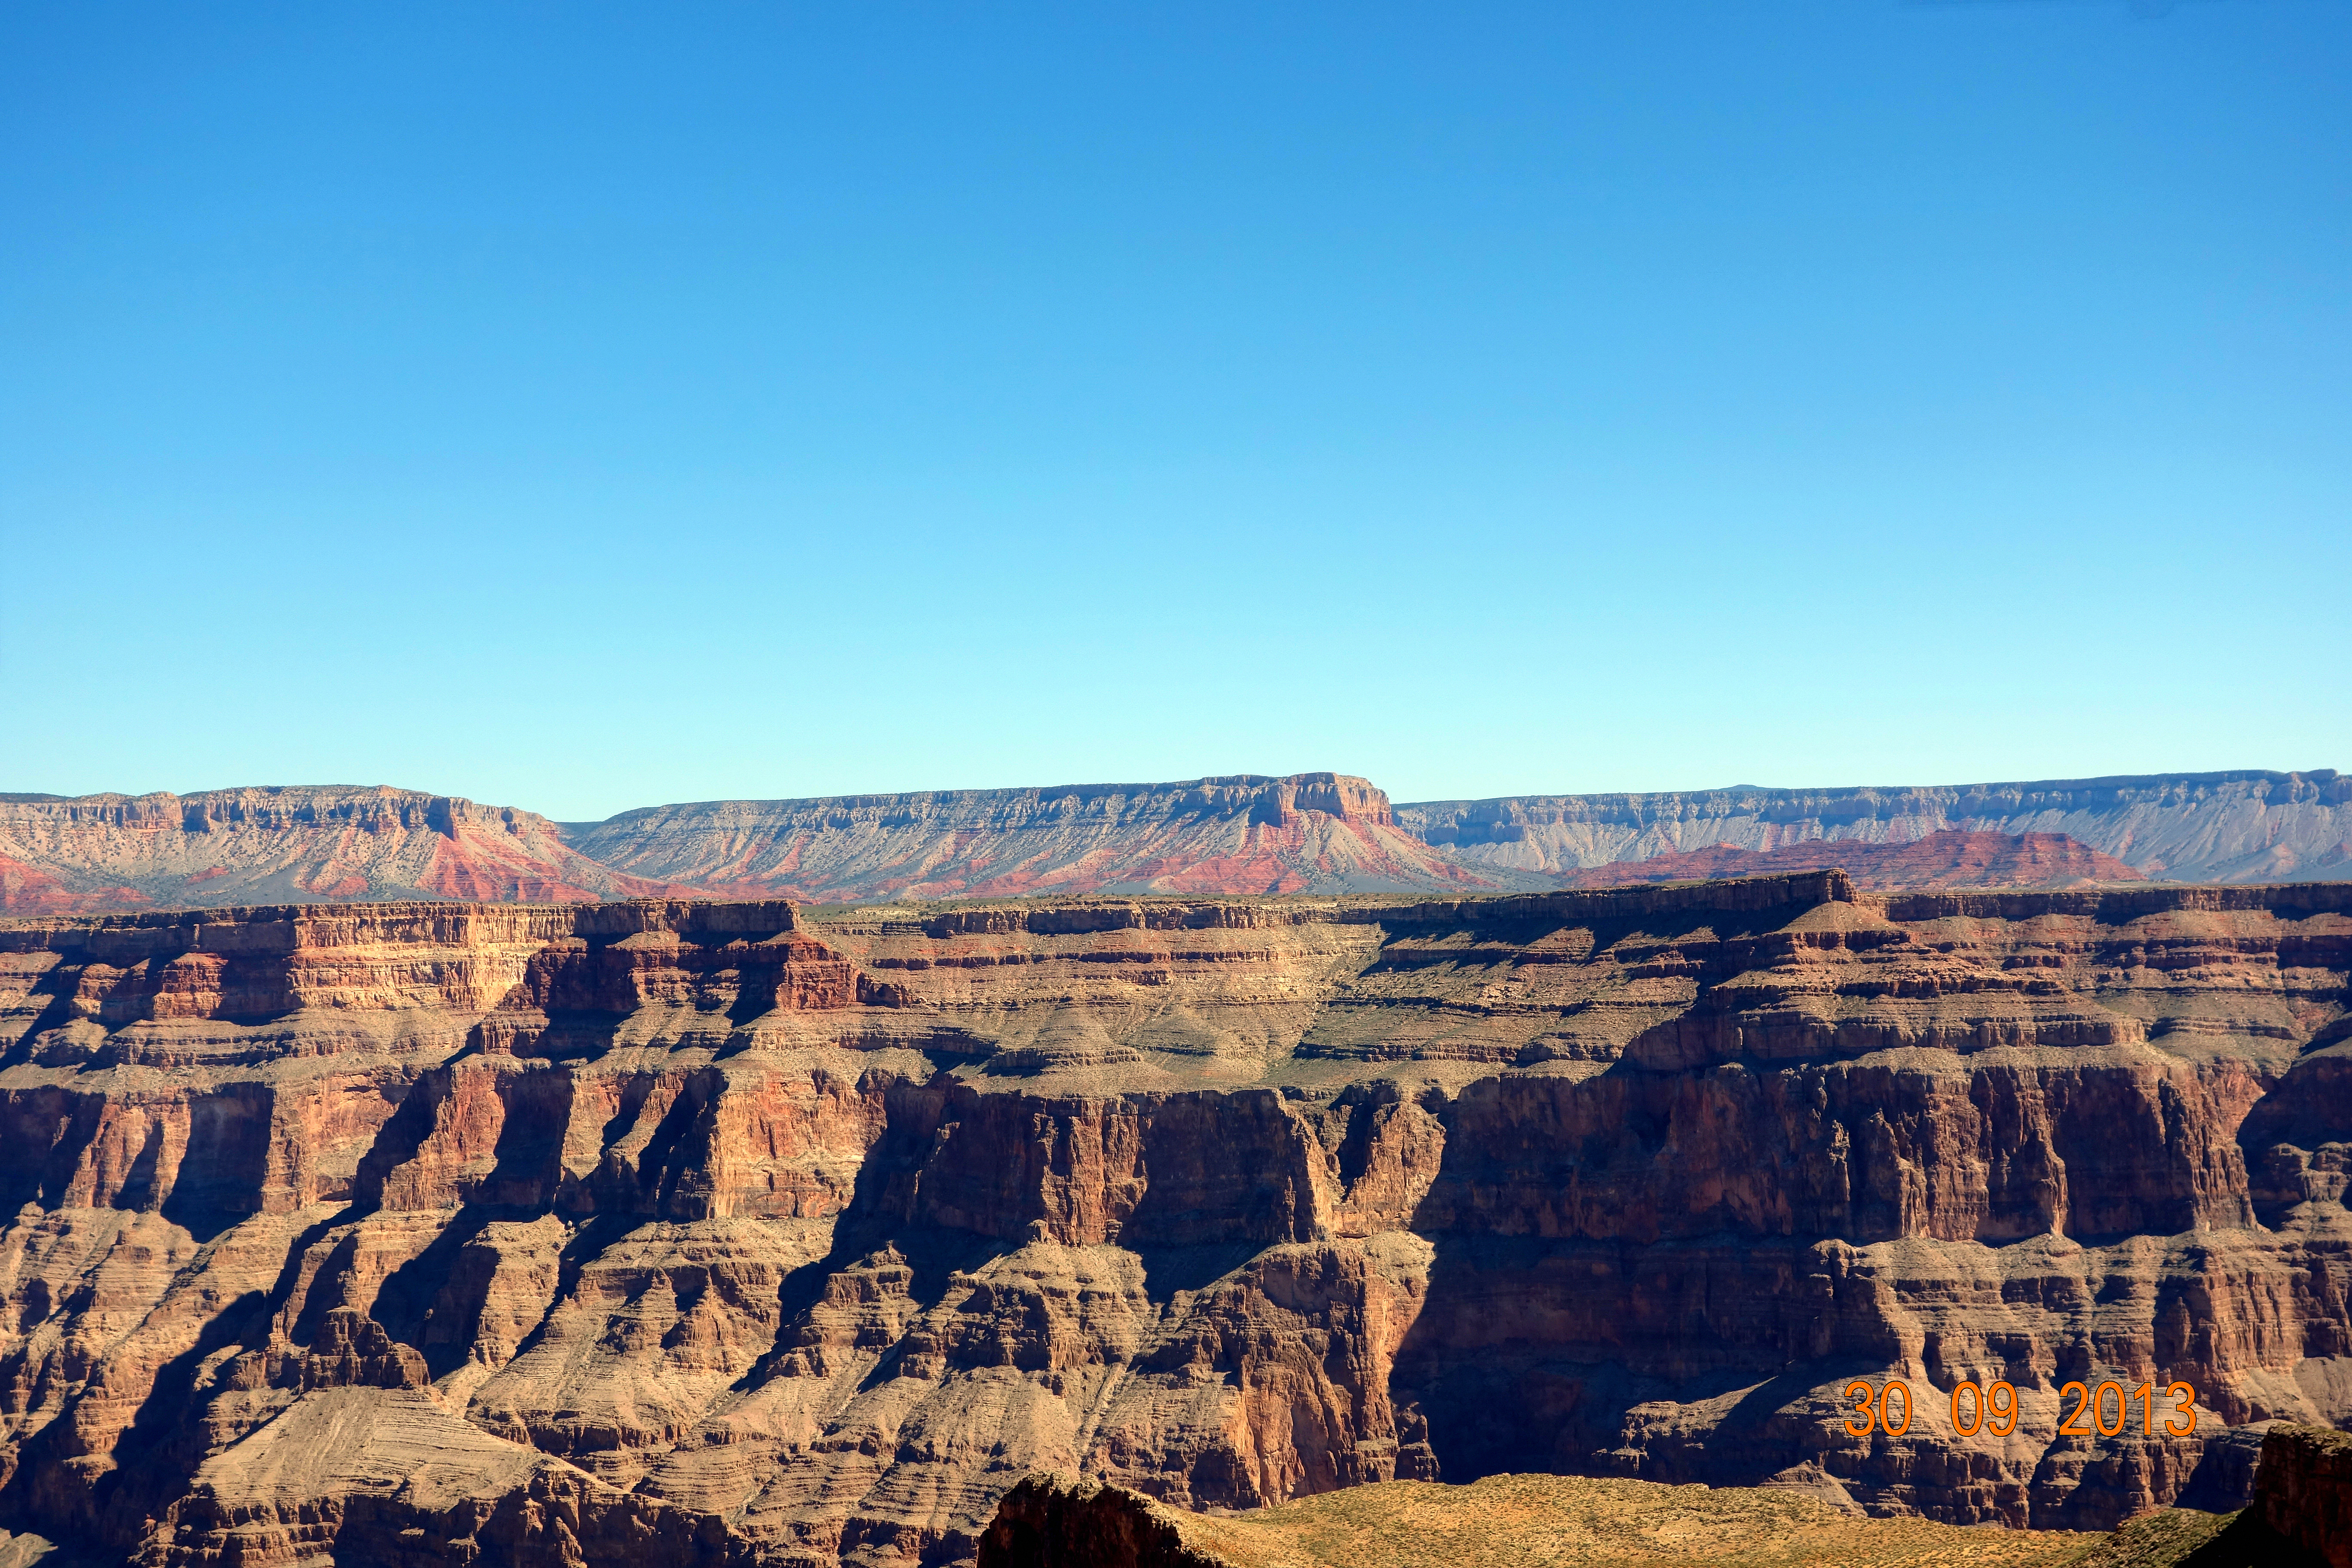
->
0;872;2346;1565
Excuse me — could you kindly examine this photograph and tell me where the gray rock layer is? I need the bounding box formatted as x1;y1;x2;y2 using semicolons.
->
1397;769;2352;885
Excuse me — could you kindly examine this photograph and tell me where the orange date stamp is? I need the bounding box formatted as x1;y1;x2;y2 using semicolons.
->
1842;1378;2198;1437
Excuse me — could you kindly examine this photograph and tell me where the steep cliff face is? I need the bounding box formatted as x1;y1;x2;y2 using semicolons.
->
2256;1424;2352;1566
0;879;2346;1565
0;788;684;916
1399;769;2352;884
564;774;1525;903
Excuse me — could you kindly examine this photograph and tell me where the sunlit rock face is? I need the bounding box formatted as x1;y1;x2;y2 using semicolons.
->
0;774;1531;919
0;786;689;915
0;874;2346;1565
29;766;2318;921
1399;768;2352;884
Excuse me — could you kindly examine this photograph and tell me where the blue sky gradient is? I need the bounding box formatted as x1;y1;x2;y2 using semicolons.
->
4;2;2346;820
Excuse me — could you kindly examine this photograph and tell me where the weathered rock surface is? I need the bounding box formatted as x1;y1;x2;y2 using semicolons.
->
1;777;1534;919
0;788;688;916
14;769;2335;919
2255;1423;2352;1566
1400;769;2352;885
564;775;1535;904
0;876;2346;1565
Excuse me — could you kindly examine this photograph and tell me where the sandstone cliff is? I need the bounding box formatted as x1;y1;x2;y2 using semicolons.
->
0;787;686;916
0;876;2346;1565
1398;769;2352;884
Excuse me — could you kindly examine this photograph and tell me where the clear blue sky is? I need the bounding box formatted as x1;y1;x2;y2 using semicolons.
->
4;3;2345;821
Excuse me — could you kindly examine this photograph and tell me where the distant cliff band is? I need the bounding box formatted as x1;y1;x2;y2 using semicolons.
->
2;767;2346;915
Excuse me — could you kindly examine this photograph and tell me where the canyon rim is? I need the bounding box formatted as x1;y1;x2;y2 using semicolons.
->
5;769;2347;919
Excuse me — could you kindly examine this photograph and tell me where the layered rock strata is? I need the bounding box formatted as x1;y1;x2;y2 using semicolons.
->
1400;769;2352;885
13;769;2335;918
1558;828;2144;890
0;787;683;915
564;774;1530;903
0;876;2345;1566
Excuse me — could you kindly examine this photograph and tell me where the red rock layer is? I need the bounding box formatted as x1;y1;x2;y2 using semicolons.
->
564;773;1511;904
0;879;2345;1566
1557;829;2144;891
0;788;694;916
14;769;2349;921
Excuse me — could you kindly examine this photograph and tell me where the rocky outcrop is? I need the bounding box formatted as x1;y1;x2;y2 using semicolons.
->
0;878;2346;1565
1398;769;2352;884
2257;1424;2352;1566
0;788;689;916
974;1476;1222;1568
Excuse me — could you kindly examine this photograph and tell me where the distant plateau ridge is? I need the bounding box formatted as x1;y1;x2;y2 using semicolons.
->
1;767;2345;915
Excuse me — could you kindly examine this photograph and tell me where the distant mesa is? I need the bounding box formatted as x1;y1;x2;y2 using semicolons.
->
0;767;2343;916
1558;828;2145;891
1399;769;2352;885
558;772;1498;906
0;784;692;917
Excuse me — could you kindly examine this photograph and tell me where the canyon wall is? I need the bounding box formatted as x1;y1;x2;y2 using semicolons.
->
1399;769;2352;885
10;769;2309;919
0;876;2346;1565
2257;1424;2352;1566
0;787;684;915
561;773;1529;903
0;776;1532;919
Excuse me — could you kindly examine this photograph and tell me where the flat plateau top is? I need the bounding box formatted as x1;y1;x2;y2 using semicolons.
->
1167;1473;2222;1567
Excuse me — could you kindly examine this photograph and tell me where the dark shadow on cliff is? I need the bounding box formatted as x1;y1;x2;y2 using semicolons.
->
157;1084;280;1243
738;1220;1010;1394
1387;1230;1837;1486
81;1287;271;1539
734;1084;1009;1393
2174;1421;2271;1514
2236;1049;2352;1229
501;1212;640;1368
0;1078;281;1245
2175;1507;2325;1568
532;1009;633;1063
0;1263;279;1552
0;979;76;1072
1130;1241;1262;1305
1390;1048;1879;1495
1359;905;1811;986
371;1205;519;1379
